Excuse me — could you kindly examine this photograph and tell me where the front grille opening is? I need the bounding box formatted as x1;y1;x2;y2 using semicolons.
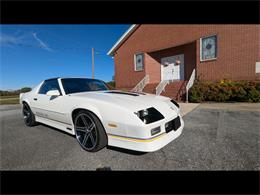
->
171;99;180;108
165;116;181;133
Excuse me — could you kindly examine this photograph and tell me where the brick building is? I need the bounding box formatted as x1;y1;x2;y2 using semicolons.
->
107;25;260;100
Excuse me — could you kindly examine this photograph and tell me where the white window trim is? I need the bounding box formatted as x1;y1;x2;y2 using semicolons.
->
200;34;218;62
134;53;144;71
256;62;260;73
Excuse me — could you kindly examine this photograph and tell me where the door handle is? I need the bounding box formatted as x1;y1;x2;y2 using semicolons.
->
33;98;37;101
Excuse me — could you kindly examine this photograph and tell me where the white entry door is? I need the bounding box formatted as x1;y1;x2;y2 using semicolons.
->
161;54;184;81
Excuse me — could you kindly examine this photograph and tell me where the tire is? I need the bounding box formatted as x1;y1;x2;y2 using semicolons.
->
22;102;37;127
74;110;107;152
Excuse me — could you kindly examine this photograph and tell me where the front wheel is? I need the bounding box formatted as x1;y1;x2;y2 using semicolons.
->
74;110;107;152
22;103;37;127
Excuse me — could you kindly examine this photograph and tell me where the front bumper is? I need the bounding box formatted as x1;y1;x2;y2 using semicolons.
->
107;115;184;152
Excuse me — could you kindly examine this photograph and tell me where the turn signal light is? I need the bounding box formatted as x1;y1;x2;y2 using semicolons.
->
151;126;161;136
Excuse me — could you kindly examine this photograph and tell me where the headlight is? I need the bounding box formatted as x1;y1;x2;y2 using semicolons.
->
135;107;164;124
136;109;149;118
170;99;179;108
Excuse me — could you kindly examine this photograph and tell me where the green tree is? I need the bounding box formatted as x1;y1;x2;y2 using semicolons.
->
20;87;32;93
106;81;115;89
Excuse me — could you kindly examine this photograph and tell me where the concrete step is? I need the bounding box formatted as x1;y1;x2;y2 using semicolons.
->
142;81;187;101
161;81;188;101
143;83;159;94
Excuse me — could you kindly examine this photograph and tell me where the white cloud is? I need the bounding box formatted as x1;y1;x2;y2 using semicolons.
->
0;31;53;52
32;32;53;52
0;33;22;45
0;30;33;46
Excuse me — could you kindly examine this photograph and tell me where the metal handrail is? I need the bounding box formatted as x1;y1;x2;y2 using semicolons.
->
131;75;149;92
186;69;196;102
155;80;169;95
176;80;187;101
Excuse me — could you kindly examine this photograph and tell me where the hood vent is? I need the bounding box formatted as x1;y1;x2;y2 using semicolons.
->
106;91;140;96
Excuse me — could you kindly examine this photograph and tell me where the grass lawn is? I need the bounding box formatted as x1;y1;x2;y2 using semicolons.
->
0;95;19;105
0;95;19;99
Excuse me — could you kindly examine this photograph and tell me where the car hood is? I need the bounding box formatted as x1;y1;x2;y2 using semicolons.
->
69;90;178;113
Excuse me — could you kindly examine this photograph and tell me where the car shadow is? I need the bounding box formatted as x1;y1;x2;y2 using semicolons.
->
96;166;112;171
106;145;147;156
39;123;75;138
36;123;147;155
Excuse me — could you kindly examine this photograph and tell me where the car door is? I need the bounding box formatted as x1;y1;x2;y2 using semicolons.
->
32;79;68;124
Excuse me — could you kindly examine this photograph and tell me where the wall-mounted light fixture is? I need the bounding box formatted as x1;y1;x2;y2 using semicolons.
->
163;62;170;67
175;59;181;65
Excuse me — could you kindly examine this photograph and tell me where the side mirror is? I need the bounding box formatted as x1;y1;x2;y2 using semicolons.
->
46;89;60;96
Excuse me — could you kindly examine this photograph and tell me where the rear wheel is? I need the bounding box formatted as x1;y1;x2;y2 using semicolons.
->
22;103;37;127
74;110;107;152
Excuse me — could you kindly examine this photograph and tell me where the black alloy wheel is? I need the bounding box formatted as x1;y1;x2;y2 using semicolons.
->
74;111;107;152
22;103;36;126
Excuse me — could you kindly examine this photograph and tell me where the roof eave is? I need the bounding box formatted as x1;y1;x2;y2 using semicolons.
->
107;24;139;56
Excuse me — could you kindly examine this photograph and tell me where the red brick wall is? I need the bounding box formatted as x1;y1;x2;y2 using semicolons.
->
113;25;260;89
144;53;160;83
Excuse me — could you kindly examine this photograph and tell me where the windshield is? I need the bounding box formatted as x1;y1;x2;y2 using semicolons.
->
61;78;109;94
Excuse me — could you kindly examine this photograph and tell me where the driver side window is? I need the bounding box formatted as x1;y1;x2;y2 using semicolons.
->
38;79;61;95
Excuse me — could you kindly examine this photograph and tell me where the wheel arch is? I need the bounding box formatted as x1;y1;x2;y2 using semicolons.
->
22;100;30;106
22;99;35;115
71;107;103;125
71;107;108;139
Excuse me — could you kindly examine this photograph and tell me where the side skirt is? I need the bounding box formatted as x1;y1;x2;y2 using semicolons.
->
35;115;75;135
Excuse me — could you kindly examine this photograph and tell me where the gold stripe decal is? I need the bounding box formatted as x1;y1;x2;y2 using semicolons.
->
107;133;166;143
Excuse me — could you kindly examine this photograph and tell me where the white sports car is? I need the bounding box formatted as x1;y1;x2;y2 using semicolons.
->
20;77;184;152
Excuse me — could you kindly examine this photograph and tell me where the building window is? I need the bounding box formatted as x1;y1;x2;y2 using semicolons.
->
134;53;144;71
256;62;260;73
200;35;217;61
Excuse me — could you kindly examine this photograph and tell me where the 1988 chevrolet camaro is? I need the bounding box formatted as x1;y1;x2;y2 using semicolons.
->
20;77;184;152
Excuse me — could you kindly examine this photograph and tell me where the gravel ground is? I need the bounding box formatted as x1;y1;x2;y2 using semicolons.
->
0;103;259;170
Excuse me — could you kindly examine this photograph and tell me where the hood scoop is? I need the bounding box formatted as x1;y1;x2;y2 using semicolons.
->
105;91;141;96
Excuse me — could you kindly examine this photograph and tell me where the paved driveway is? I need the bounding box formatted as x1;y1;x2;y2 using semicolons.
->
0;103;259;170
